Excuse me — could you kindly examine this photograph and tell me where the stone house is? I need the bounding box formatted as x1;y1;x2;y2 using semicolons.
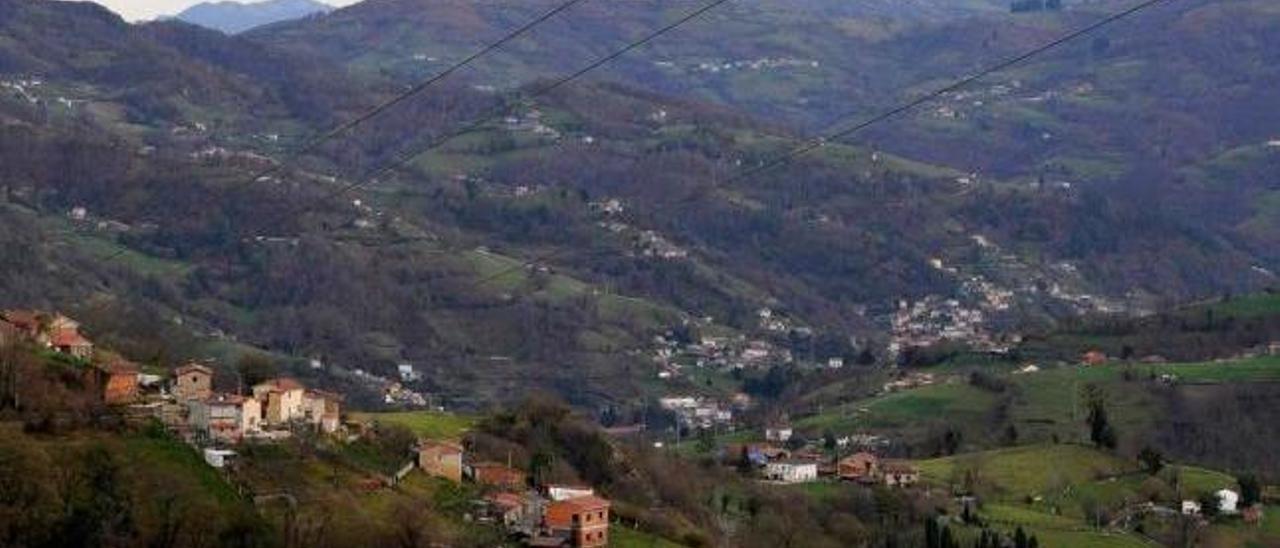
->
417;440;464;483
172;363;214;401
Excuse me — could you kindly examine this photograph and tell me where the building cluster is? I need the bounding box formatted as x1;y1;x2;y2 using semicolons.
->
503;108;561;140
683;57;820;75
887;296;998;357
0;310;142;404
416;440;614;548
0;310;344;449
725;435;921;488
171;365;343;446
651;331;797;378
658;396;737;430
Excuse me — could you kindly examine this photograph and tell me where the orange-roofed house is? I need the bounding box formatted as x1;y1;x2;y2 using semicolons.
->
467;462;526;489
545;495;611;548
172;363;214;401
87;360;139;405
838;452;880;483
252;378;307;424
1082;350;1108;366
485;491;525;527
418;440;464;482
50;328;93;359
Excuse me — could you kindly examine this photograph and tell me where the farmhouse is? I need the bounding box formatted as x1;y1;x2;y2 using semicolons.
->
252;378;308;423
1081;350;1108;366
467;462;526;489
188;394;261;443
88;359;140;405
764;460;818;483
838;452;880;483
544;495;611;548
881;461;920;487
484;492;525;528
172;363;214;401
302;390;343;433
2;310;94;358
417;439;464;482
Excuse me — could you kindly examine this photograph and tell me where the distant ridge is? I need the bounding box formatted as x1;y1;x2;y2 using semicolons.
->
174;0;332;34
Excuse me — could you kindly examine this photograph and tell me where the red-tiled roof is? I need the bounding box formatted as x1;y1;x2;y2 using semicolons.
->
50;329;92;348
486;492;523;509
174;363;213;376
419;439;463;453
1;310;41;330
552;495;610;512
256;378;305;392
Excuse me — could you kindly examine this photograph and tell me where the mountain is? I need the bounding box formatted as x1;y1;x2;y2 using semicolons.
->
174;0;332;34
1;0;1278;411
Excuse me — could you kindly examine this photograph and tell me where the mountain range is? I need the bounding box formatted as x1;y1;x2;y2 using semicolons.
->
174;0;332;34
1;0;1277;409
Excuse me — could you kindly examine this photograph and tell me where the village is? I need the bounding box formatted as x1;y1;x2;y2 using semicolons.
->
0;309;622;547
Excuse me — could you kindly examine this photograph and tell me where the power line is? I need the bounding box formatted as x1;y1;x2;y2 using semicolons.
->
726;0;1171;185
223;0;590;197
459;0;1172;292
95;0;590;264
255;0;736;237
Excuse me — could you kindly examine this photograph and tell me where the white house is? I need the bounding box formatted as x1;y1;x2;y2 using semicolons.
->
1181;500;1201;516
765;460;817;484
827;357;845;369
203;448;237;469
765;426;793;443
1217;489;1240;514
547;484;595;501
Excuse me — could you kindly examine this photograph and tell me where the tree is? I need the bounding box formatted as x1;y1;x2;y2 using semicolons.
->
1014;526;1029;548
236;353;276;389
1139;446;1164;475
1238;474;1261;507
1198;492;1221;520
1084;384;1117;449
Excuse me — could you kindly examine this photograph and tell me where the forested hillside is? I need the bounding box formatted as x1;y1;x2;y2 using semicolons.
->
0;0;1277;409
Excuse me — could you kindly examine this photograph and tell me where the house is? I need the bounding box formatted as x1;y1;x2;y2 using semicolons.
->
765;460;818;483
252;378;307;424
417;440;464;483
467;462;526;489
838;452;880;483
545;495;611;548
302;390;343;433
728;443;788;467
2;311;93;357
1216;489;1240;514
881;461;920;487
547;484;595;501
1269;341;1280;357
50;328;93;359
172;363;214;401
87;359;139;405
188;394;261;443
202;448;237;469
827;357;845;369
1081;350;1108;366
1181;500;1202;516
765;426;793;443
484;492;525;528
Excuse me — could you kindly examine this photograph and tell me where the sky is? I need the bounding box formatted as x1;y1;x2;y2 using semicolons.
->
91;0;360;22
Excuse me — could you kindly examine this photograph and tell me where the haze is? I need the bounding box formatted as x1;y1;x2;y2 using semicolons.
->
91;0;358;21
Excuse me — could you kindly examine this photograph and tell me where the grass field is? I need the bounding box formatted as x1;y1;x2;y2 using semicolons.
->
916;444;1132;501
350;411;476;440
